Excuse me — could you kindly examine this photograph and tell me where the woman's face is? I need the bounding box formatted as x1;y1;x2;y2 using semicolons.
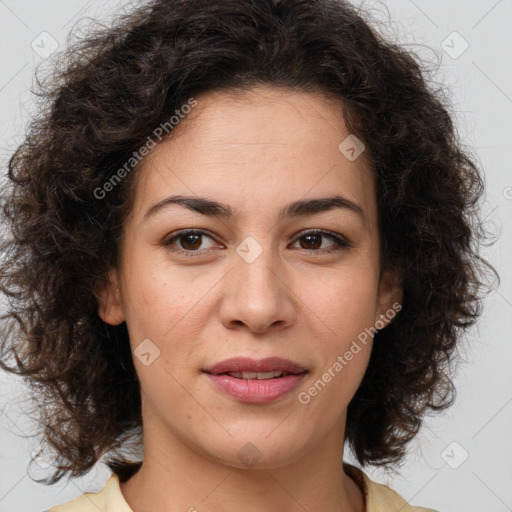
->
98;85;401;469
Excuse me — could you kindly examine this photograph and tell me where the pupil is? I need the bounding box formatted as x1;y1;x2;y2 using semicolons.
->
181;234;201;250
300;234;321;250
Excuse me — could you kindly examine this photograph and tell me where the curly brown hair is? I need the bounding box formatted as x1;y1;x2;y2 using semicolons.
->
0;0;496;485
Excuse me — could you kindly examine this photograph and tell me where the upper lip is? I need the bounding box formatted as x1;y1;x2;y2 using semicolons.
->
203;357;307;375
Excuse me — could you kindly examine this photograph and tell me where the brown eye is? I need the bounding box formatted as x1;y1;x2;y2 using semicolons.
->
164;229;218;256
178;233;203;250
292;230;351;253
298;233;322;250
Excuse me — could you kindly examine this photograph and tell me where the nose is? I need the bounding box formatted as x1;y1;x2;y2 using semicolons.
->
218;242;297;334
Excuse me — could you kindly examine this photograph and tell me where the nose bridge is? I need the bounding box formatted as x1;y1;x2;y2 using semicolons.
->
220;234;295;332
235;234;283;299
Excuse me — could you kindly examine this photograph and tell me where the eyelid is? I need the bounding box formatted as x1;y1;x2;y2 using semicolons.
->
292;228;351;245
163;229;222;256
290;229;352;253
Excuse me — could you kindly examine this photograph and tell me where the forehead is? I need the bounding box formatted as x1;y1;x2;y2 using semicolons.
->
129;86;376;226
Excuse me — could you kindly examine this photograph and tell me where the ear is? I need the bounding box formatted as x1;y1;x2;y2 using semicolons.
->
95;268;125;325
374;269;403;329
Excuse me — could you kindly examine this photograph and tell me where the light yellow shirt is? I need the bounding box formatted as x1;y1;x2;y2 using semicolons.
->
45;464;438;512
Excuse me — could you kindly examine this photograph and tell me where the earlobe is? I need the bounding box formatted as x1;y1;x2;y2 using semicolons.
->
95;268;125;325
375;270;403;328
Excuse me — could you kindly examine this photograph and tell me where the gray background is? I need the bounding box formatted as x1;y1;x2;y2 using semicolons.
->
0;0;511;510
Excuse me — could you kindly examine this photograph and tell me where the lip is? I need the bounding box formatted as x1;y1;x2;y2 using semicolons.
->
204;373;307;403
202;357;308;404
203;356;307;375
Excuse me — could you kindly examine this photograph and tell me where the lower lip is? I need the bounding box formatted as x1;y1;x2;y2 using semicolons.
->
204;372;307;403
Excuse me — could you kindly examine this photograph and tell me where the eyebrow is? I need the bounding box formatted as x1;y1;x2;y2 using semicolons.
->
142;194;366;223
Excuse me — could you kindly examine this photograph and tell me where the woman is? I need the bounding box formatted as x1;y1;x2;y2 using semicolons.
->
0;0;494;510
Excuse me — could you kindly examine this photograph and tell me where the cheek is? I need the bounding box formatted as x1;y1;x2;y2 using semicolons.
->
121;257;219;366
299;263;379;338
297;274;376;415
122;254;190;327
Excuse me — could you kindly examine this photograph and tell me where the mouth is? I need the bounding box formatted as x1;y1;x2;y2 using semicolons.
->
202;357;308;403
214;370;302;380
202;356;308;378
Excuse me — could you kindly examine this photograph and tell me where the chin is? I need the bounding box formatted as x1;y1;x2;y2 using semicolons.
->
197;429;312;470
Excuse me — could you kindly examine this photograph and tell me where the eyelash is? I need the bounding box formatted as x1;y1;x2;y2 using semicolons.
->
163;229;351;257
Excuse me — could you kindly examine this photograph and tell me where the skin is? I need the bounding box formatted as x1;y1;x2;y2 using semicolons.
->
98;85;402;512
